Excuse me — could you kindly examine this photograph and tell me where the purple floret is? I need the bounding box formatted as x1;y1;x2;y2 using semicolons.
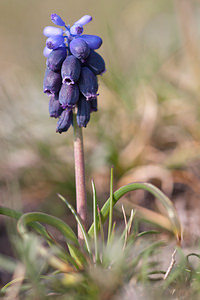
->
46;35;65;50
56;109;73;133
77;96;91;127
49;94;63;118
78;67;98;100
47;47;67;72
51;14;65;26
79;35;102;50
70;24;84;36
59;83;80;108
74;15;92;26
43;68;62;96
61;55;81;85
70;38;90;62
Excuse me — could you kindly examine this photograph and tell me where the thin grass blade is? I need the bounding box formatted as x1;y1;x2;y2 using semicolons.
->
88;182;182;242
92;180;99;263
17;212;79;245
58;194;91;255
107;167;114;244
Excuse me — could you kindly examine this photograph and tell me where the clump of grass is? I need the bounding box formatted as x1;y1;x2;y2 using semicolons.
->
0;168;189;299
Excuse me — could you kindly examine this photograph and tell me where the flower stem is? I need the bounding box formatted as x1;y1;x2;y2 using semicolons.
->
73;114;87;242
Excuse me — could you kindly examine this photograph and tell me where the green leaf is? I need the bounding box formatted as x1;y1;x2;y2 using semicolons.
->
107;167;114;244
17;212;79;246
68;244;88;268
92;180;99;263
58;194;91;255
0;206;53;243
88;182;181;242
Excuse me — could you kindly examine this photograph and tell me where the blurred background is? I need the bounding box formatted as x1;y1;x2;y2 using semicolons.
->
1;0;200;275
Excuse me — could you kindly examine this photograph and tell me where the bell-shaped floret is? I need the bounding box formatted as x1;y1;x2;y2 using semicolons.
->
78;67;98;100
51;14;65;26
47;47;67;72
43;26;63;37
59;83;79;108
79;35;102;49
43;68;62;96
70;24;83;36
85;50;105;75
56;109;73;133
49;94;63;118
61;55;81;85
74;15;92;26
69;38;90;62
46;35;65;49
77;96;91;127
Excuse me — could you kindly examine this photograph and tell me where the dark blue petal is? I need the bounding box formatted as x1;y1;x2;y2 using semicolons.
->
61;55;81;84
90;98;98;112
59;83;79;108
74;15;92;26
46;35;65;50
43;68;62;96
43;26;63;37
85;50;105;75
69;38;90;62
70;24;83;36
56;109;73;133
51;14;65;26
78;67;98;100
77;96;91;127
49;94;63;118
79;35;102;50
47;47;67;72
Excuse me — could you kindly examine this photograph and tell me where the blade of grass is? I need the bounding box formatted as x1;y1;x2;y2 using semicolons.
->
0;206;82;269
0;206;56;244
107;167;114;244
88;182;181;242
17;212;79;246
137;230;160;237
97;205;104;248
92;180;99;263
111;221;116;241
58;194;91;255
121;209;136;247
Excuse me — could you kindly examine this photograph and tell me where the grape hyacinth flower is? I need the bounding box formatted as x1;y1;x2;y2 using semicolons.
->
43;13;105;133
43;14;105;241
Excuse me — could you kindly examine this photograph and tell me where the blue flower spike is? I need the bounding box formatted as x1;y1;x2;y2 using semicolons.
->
43;14;105;133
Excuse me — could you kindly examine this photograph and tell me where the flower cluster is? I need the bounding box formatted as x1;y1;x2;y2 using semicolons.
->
43;14;105;133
